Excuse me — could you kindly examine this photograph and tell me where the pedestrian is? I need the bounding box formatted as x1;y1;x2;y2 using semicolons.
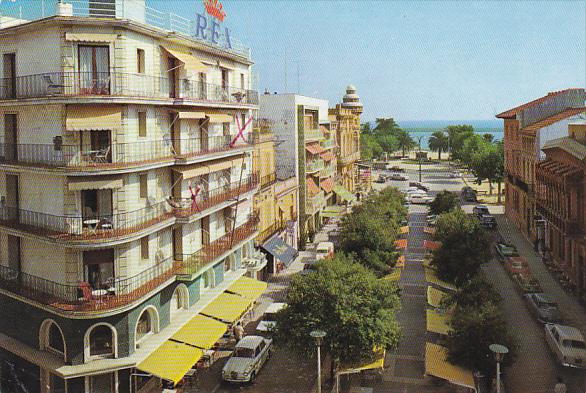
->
233;321;244;342
554;376;567;393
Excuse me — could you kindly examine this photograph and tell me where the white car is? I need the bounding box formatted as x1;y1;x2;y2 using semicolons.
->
545;323;586;368
222;336;273;383
256;303;287;333
408;194;433;204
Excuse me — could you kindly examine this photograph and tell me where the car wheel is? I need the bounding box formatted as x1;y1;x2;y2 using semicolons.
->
250;371;257;384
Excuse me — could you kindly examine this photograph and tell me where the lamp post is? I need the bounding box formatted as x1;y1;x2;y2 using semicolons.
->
310;330;326;393
417;136;424;183
489;343;509;393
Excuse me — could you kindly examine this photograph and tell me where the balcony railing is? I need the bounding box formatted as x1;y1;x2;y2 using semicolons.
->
321;138;336;149
306;159;325;173
178;214;259;276
255;220;287;245
306;191;326;213
259;173;277;189
321;165;336;178
305;129;324;142
0;256;180;312
0;72;259;105
0;201;174;241
175;134;254;161
339;150;360;165
171;174;258;219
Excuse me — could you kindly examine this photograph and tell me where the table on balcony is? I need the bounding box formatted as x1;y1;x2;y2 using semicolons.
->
83;219;100;234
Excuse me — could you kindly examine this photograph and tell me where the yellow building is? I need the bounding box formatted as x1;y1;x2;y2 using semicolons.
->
329;85;364;200
252;121;299;276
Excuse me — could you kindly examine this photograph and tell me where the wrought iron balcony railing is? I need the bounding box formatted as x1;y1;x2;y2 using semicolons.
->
305;129;324;142
321;138;336;149
178;214;259;276
255;220;287;245
306;159;325;173
0;201;174;241
306;191;326;213
171;174;258;219
259;173;277;189
0;72;259;105
0;256;180;312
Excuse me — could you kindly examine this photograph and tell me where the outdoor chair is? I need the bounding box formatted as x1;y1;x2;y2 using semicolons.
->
42;75;66;94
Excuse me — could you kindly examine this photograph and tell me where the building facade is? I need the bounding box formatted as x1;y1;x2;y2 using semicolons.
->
259;94;335;242
536;121;586;300
0;1;264;392
497;88;585;241
329;85;363;198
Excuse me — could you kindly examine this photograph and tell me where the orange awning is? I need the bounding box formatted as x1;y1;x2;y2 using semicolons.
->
396;255;405;268
424;240;442;251
320;151;335;161
394;239;407;250
306;177;320;195
306;143;325;155
321;178;334;193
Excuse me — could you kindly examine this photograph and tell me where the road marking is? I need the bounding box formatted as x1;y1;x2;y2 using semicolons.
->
210;383;221;393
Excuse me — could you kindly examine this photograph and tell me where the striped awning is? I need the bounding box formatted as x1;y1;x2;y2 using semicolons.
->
67;176;123;191
65;32;118;42
137;341;203;385
66;105;122;131
427;286;448;308
425;268;457;291
320;177;334;193
161;46;208;74
394;239;407;250
207;114;233;123
424;240;442;251
173;110;207;120
173;156;245;179
306;177;320;195
426;309;451;336
320;151;335;161
425;343;476;391
306;143;325;155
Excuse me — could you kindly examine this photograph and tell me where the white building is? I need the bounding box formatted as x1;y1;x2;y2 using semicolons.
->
0;1;266;391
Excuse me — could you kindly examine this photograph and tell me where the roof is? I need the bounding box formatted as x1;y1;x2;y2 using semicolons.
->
522;107;586;133
496;89;585;119
552;324;585;341
542;137;586;161
236;335;266;349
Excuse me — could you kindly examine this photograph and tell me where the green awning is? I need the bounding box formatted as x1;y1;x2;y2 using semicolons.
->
333;185;356;202
321;205;346;218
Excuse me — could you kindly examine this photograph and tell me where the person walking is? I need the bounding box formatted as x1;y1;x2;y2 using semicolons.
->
233;321;244;342
554;376;567;393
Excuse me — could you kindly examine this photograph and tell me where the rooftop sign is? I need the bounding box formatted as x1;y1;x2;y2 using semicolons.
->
195;0;231;49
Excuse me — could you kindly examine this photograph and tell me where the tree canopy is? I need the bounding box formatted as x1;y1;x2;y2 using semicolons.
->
395;130;417;157
429;191;459;215
470;141;505;196
428;131;449;160
274;254;402;368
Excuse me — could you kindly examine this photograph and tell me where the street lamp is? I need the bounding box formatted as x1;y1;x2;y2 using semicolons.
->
310;330;326;393
417;135;424;183
489;343;509;393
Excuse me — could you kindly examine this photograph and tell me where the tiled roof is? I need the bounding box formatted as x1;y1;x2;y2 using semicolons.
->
542;137;586;161
306;177;320;195
306;143;325;155
320;177;334;193
496;89;585;119
320;151;335;161
522;107;586;133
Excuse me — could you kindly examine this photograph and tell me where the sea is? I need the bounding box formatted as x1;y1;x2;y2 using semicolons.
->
395;120;503;150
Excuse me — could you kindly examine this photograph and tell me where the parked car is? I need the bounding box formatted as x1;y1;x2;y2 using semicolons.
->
409;182;429;192
408;194;433;204
389;173;409;181
461;187;477;202
473;205;490;217
256;303;287;334
494;243;519;260
545;323;586;368
375;175;386;183
389;165;405;172
315;242;334;260
479;214;497;229
449;171;460;178
524;293;562;323
403;186;425;194
222;336;273;383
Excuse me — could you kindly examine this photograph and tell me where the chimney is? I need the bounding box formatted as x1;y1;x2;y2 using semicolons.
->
568;122;586;145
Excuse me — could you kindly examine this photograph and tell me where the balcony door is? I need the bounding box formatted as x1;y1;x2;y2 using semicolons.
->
83;249;115;291
5;174;19;221
167;57;177;98
78;46;110;95
3;53;16;99
3;114;17;161
7;235;20;273
81;189;113;221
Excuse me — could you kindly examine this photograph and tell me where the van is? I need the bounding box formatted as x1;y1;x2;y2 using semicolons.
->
315;242;334;260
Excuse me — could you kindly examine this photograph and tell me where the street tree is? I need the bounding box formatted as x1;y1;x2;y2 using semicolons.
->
428;131;449;160
432;209;491;285
460;134;491;166
374;118;401;133
429;191;459;215
470;143;504;196
395;130;416;157
445;125;474;160
274;254;402;378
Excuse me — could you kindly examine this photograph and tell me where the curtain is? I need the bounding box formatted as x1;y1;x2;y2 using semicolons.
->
79;46;93;92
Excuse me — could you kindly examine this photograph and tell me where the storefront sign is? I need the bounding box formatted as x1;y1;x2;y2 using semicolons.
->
195;0;232;49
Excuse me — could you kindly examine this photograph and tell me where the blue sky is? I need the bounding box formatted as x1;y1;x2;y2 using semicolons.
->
12;0;585;121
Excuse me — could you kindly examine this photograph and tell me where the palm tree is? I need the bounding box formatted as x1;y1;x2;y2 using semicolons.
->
396;130;416;158
428;131;449;160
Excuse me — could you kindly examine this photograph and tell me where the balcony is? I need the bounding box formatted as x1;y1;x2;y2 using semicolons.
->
0;201;174;243
321;165;336;178
171;174;258;221
306;191;326;214
255;220;287;246
321;138;336;150
536;204;583;236
0;72;259;105
175;134;254;163
306;159;325;173
259;173;277;189
0;256;180;313
305;129;324;142
338;151;360;165
177;215;259;276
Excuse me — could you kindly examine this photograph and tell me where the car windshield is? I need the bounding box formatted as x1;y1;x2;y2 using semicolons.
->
233;347;256;358
263;312;277;322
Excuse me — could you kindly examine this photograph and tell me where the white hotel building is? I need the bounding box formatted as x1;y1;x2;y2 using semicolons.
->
0;0;267;392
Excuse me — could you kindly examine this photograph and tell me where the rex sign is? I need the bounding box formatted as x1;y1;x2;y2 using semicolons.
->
194;0;232;50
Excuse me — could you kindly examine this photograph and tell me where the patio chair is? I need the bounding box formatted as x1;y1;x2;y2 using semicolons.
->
42;75;66;94
93;146;111;164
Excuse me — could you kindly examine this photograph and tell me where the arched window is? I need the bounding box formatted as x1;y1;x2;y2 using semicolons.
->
135;306;159;348
202;269;214;291
39;320;66;361
85;324;117;361
170;285;189;322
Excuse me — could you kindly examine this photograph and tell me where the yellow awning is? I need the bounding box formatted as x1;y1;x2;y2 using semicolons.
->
175;111;207;120
65;32;118;42
162;46;208;74
66;105;122;131
425;269;457;291
425;343;476;391
67;176;123;191
207;114;233;123
137;341;203;385
427;286;447;309
173;156;245;179
399;226;409;235
201;292;252;323
340;348;385;374
171;314;227;350
226;276;267;301
426;309;451;335
382;269;401;282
